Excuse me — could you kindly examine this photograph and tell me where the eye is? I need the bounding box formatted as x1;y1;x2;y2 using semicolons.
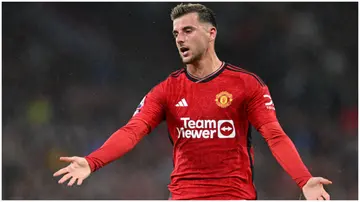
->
173;32;178;38
185;29;192;34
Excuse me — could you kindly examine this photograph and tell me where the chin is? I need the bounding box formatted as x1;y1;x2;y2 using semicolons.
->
181;57;190;64
182;56;197;64
182;59;192;64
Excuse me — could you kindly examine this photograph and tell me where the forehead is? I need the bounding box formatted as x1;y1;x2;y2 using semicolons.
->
173;12;201;30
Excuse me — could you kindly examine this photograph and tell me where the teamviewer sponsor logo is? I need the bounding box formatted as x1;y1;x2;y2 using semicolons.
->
217;120;236;138
176;117;235;139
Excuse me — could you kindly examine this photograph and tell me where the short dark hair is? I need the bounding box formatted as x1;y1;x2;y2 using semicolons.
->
170;3;217;28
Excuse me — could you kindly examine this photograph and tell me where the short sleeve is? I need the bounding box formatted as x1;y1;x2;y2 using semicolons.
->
132;82;166;131
246;77;278;130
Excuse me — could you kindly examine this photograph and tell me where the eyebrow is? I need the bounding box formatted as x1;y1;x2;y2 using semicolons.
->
182;26;194;30
173;26;195;35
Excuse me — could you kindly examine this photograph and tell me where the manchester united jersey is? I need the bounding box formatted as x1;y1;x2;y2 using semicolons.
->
133;62;278;199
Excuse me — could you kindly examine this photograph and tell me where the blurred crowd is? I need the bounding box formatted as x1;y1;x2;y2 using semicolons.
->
2;2;357;200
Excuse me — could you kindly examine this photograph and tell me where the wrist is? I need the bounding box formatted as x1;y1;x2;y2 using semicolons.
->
299;176;312;189
84;156;95;173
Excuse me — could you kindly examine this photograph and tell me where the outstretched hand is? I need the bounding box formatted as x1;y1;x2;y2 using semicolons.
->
53;156;91;186
302;177;332;200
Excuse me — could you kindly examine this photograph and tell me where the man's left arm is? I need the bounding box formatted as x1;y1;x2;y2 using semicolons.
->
258;121;312;188
246;75;331;199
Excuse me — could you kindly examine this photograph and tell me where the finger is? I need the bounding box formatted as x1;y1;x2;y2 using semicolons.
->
53;167;69;177
59;156;76;163
317;196;324;200
58;173;72;184
67;177;77;186
77;178;83;186
322;191;330;200
319;177;332;185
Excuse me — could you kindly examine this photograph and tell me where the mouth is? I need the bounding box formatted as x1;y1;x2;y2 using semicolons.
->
180;47;190;57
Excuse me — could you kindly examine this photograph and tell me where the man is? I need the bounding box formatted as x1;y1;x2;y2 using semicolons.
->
53;3;332;200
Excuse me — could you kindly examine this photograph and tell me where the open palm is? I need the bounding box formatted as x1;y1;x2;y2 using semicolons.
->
53;156;91;186
302;177;332;200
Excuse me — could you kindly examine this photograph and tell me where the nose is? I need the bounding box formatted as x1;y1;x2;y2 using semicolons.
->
176;33;185;45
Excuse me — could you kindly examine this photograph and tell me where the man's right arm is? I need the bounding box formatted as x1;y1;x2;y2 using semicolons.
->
85;118;150;172
53;82;167;186
85;82;167;172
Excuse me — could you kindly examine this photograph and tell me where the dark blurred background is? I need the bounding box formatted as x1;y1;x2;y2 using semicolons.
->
2;2;358;200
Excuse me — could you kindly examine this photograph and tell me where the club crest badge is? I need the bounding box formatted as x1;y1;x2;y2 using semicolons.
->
215;91;233;108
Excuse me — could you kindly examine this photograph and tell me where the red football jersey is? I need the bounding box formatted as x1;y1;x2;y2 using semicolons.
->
133;62;278;199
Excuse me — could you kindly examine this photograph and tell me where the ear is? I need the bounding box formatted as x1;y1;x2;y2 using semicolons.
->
209;27;217;42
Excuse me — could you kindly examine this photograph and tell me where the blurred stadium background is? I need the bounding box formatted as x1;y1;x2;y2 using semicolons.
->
2;2;358;200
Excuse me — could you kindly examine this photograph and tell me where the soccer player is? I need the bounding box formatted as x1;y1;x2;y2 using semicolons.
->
53;3;332;200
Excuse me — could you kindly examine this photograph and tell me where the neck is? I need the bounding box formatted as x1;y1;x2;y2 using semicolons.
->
186;51;222;79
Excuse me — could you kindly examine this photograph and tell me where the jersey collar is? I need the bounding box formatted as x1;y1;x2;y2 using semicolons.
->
185;61;225;83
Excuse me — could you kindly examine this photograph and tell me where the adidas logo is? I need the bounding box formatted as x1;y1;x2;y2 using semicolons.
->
175;98;188;107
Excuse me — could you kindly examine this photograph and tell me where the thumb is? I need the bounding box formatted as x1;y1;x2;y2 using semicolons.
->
318;177;332;185
59;156;76;163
